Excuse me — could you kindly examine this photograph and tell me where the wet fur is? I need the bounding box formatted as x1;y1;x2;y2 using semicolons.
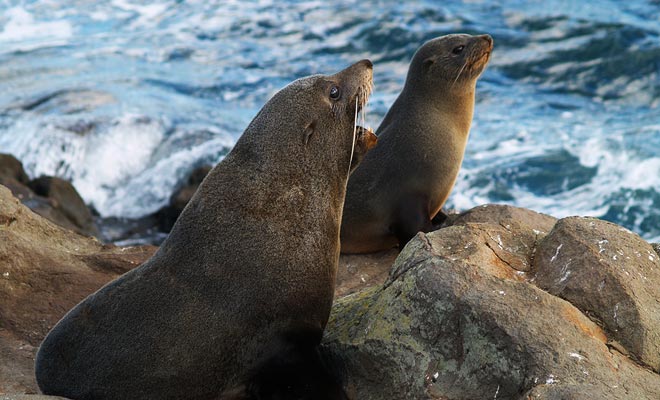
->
341;34;493;254
35;60;373;400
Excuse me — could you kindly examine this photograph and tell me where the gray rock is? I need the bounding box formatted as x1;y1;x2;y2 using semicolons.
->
322;206;660;400
533;217;660;372
28;176;99;237
448;203;557;272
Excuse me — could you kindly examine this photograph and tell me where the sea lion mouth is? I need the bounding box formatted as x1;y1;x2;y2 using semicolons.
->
353;82;373;142
347;76;374;177
348;76;373;142
354;79;373;113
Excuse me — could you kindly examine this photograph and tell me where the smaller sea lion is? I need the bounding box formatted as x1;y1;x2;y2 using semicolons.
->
341;33;493;254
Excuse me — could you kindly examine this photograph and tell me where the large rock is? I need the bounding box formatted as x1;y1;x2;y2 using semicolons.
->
333;204;557;298
322;206;660;399
0;154;32;201
532;217;660;372
449;204;557;273
27;177;99;237
4;197;660;399
0;155;98;238
0;185;155;394
0;154;30;186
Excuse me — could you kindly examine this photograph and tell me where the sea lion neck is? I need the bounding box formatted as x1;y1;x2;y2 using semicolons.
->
401;82;476;136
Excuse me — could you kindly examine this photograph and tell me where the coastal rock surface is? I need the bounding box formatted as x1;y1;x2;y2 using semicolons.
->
0;185;155;394
322;205;660;399
2;188;660;399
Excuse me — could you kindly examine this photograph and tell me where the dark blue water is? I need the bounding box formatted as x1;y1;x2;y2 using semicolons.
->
1;1;659;240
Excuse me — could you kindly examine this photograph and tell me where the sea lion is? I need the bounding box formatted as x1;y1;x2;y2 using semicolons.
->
340;33;493;254
35;59;373;400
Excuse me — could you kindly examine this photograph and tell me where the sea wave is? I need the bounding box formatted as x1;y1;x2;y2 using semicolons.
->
0;0;659;240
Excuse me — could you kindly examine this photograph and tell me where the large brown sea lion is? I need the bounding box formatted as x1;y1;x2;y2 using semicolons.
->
35;60;374;400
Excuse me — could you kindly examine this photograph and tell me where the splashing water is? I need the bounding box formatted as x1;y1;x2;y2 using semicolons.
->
0;1;659;241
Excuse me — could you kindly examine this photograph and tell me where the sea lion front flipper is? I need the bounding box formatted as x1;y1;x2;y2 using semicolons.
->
391;194;433;250
246;331;348;400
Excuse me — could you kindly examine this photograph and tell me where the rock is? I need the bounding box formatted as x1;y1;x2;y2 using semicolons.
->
155;165;212;232
4;197;660;398
0;185;155;394
27;176;99;237
0;154;30;186
449;204;557;272
652;242;660;257
532;217;660;372
0;155;99;238
334;204;557;298
336;249;398;298
0;154;35;203
322;205;660;400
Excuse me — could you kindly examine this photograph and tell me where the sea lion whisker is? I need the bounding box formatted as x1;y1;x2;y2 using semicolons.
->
451;60;468;89
347;96;359;179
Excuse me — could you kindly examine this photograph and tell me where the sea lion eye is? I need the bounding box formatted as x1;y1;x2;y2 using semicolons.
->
329;85;341;100
452;45;465;55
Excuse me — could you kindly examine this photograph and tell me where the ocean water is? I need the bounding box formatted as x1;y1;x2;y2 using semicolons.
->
0;0;659;241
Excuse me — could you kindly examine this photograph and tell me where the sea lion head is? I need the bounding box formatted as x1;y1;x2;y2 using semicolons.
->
406;33;493;89
238;60;374;179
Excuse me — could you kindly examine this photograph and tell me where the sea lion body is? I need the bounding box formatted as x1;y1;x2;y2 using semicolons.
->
341;34;493;254
35;60;373;400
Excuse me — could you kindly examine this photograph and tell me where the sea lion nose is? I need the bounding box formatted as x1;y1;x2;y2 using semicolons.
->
480;34;494;48
359;59;373;69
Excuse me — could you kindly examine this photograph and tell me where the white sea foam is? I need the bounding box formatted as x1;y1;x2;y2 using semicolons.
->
111;0;169;27
0;113;233;218
0;6;73;52
451;114;660;240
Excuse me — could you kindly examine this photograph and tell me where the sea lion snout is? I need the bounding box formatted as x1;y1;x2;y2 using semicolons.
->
333;59;373;97
358;59;373;69
479;34;494;49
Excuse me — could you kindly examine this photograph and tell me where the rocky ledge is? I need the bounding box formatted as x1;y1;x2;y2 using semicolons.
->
0;185;156;394
323;205;660;399
2;185;660;399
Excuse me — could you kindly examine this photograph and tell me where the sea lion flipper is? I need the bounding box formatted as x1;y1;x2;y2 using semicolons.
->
247;331;347;400
391;194;433;249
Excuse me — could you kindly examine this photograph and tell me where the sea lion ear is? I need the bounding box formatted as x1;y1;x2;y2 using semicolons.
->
303;121;316;145
423;57;435;71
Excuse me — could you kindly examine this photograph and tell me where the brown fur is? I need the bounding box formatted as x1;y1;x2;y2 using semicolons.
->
35;60;373;400
341;34;493;253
